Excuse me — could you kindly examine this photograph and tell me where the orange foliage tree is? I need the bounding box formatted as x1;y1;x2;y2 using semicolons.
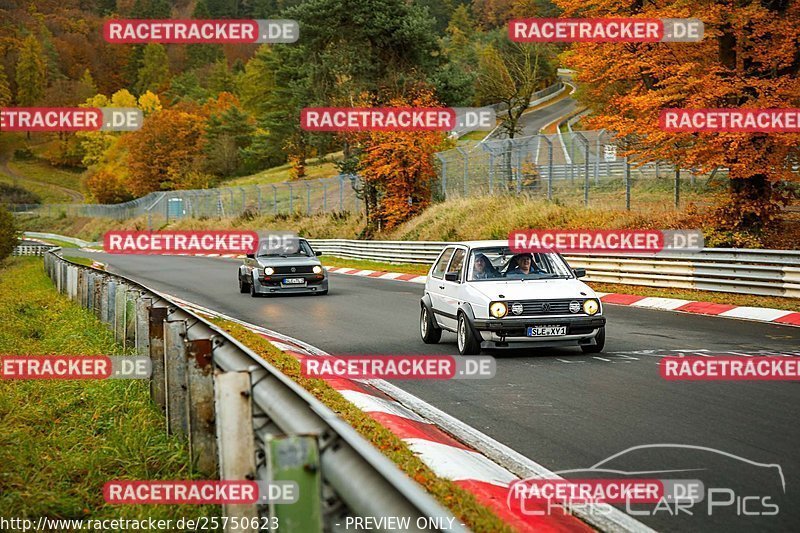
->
125;109;206;196
554;0;800;230
345;86;452;233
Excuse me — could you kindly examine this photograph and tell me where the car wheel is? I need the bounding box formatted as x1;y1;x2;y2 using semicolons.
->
249;279;259;298
238;274;249;293
420;306;442;344
457;313;481;355
581;326;606;353
316;290;329;295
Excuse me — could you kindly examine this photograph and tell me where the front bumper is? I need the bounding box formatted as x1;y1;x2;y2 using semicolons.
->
471;315;606;347
252;275;328;295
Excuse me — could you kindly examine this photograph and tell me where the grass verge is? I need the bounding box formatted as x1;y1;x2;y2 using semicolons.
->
322;255;429;275
0;257;217;522
209;318;515;533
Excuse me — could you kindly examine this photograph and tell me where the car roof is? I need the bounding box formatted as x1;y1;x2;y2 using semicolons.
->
450;240;556;253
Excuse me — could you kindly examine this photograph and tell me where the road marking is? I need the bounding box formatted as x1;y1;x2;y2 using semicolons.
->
555;358;584;363
592;356;611;362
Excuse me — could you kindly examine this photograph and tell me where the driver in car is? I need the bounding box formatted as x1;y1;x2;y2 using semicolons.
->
507;253;539;276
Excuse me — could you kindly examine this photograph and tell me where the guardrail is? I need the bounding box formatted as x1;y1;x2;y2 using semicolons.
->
43;249;464;533
309;240;800;299
12;244;54;256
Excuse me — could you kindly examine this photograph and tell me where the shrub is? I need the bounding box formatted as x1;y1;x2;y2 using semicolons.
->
0;206;19;262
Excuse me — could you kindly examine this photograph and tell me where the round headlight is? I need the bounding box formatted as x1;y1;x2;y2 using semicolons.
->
490;301;508;318
583;299;599;315
264;267;274;275
313;265;323;274
569;300;581;314
511;302;523;315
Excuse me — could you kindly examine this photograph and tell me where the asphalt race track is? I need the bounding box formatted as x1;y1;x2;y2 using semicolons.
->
73;251;800;532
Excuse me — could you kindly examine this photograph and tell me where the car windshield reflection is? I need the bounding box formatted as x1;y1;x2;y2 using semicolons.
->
468;247;573;281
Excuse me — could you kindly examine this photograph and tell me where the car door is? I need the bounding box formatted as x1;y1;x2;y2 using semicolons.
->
427;247;456;329
439;247;467;329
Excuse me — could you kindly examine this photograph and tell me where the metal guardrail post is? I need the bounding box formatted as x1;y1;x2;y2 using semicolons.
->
215;371;259;532
164;319;189;436
186;337;217;476
135;296;152;359
114;283;126;342
149;304;169;410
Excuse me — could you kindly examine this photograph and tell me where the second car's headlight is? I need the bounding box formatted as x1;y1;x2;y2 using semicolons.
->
489;301;508;318
583;299;599;315
264;267;274;275
313;265;323;274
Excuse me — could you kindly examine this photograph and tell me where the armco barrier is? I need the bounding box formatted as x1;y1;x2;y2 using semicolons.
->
308;239;800;299
43;249;465;533
12;244;54;256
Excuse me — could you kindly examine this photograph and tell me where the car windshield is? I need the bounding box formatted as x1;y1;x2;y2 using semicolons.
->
257;239;314;257
467;247;573;281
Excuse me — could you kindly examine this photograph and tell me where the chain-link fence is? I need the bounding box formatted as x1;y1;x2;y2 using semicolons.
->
435;129;726;211
7;174;366;221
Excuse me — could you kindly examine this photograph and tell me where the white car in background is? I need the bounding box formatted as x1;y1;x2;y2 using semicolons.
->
419;241;606;355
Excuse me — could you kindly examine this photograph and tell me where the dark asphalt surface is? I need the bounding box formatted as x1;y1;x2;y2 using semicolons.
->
76;251;800;532
493;93;578;139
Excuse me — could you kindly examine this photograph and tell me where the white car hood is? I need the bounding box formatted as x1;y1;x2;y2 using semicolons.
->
469;278;595;301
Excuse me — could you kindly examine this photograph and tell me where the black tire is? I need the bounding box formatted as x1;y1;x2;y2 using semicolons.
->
316;289;329;295
249;278;260;298
581;326;605;353
457;313;481;355
238;274;249;293
420;305;442;344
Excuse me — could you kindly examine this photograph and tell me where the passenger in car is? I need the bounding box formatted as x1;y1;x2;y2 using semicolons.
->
472;253;498;279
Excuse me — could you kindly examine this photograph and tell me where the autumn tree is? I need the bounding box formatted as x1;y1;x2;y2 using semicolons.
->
125;109;207;196
0;63;11;106
136;43;170;94
15;34;47;106
476;34;556;138
555;0;800;231
345;86;453;233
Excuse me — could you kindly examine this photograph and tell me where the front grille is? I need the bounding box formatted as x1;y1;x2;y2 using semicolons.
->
509;299;586;316
270;265;315;274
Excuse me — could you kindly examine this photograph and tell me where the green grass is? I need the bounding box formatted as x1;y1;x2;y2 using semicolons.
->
35;237;80;249
61;255;94;267
212;318;514;533
223;157;342;187
0;258;218;522
322;255;429;275
7;159;84;192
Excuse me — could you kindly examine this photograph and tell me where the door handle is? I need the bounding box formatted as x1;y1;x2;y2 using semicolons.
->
438;285;445;290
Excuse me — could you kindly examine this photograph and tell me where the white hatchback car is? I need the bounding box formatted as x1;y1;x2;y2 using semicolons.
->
420;241;606;355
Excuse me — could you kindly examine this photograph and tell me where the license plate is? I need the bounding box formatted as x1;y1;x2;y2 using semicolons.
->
527;325;567;336
282;277;305;285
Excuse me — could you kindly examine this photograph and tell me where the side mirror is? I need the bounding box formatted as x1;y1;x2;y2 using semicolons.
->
573;268;586;278
315;251;322;256
444;272;459;282
246;253;255;259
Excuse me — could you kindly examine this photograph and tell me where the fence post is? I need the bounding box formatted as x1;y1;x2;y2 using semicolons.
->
322;180;327;212
215;371;259;532
456;147;469;197
272;184;278;214
674;168;681;209
625;157;631;211
435;154;447;199
575;132;590;207
539;135;553;201
288;183;293;213
306;182;311;215
339;177;343;211
164;319;189;436
488;153;494;195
